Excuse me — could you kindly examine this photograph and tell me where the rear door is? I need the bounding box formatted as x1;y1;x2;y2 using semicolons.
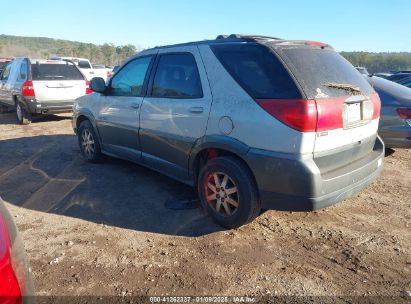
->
139;47;212;182
31;61;86;104
95;55;154;161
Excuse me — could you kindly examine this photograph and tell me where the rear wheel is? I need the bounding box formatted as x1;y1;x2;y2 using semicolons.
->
198;156;261;228
15;102;31;125
78;120;102;163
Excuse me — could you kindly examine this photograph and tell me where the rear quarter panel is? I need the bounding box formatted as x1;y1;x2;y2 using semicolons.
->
198;45;315;155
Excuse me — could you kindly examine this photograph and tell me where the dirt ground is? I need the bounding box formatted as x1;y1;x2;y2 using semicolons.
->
0;112;410;300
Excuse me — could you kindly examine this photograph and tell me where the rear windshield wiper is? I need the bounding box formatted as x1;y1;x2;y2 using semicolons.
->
324;82;362;95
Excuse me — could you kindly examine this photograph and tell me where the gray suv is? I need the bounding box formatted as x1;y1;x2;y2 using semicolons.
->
73;35;385;228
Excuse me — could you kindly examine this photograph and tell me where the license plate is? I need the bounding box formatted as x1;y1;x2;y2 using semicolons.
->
346;103;361;124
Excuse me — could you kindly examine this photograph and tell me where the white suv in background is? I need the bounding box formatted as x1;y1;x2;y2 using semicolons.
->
72;34;384;228
0;58;91;124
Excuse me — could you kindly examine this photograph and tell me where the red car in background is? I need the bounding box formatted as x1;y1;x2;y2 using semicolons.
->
0;198;34;304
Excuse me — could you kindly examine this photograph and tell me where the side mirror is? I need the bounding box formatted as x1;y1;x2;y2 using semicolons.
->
90;77;107;94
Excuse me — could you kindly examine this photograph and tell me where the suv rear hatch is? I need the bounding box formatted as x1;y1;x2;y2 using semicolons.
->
275;44;381;173
30;60;88;103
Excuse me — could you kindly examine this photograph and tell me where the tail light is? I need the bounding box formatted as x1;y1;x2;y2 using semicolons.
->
256;99;318;132
256;93;380;133
85;80;92;95
370;93;381;119
22;81;35;97
107;70;112;79
396;108;411;119
0;215;22;303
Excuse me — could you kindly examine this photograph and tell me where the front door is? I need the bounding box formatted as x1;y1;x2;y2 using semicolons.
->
139;47;213;182
96;55;154;161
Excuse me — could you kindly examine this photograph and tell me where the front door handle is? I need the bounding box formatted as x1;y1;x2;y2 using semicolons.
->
130;103;140;109
189;107;204;114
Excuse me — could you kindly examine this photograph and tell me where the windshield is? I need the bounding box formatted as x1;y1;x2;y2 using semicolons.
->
281;48;374;99
31;63;84;80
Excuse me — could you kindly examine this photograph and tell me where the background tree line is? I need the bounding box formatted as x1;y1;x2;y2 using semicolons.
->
341;51;411;74
1;35;411;72
0;35;140;66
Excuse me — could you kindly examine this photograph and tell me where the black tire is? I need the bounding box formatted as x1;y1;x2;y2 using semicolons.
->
77;120;102;163
15;101;31;125
198;156;261;229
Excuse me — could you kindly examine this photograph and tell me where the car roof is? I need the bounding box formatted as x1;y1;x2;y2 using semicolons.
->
49;56;89;62
139;34;333;55
35;60;72;64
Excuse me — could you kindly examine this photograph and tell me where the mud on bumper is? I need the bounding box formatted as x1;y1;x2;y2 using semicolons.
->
245;136;385;211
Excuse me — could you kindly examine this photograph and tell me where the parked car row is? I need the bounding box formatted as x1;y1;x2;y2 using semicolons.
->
0;37;408;228
0;34;409;300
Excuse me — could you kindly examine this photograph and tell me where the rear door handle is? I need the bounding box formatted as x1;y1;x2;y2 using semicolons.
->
130;103;140;109
188;107;204;114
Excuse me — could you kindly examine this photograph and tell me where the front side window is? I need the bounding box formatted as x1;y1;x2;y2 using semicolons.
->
110;56;152;97
152;53;203;98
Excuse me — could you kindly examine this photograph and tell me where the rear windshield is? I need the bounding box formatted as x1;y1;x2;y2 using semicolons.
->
31;63;84;81
281;48;373;98
211;43;301;99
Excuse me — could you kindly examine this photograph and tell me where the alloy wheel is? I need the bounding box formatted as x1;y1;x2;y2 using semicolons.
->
205;171;239;216
81;129;95;158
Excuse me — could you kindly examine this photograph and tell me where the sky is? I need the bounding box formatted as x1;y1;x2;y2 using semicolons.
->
0;0;409;52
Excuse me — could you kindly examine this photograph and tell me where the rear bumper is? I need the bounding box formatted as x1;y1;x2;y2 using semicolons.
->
23;98;74;114
245;136;385;211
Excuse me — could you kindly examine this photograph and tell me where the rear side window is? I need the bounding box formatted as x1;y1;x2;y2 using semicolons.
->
31;63;84;80
152;53;203;98
282;48;373;98
211;43;301;99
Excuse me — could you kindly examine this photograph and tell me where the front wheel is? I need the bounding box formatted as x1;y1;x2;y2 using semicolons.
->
198;156;261;229
77;120;102;163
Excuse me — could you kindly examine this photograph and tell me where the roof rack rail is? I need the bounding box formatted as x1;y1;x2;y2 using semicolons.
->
216;34;282;41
